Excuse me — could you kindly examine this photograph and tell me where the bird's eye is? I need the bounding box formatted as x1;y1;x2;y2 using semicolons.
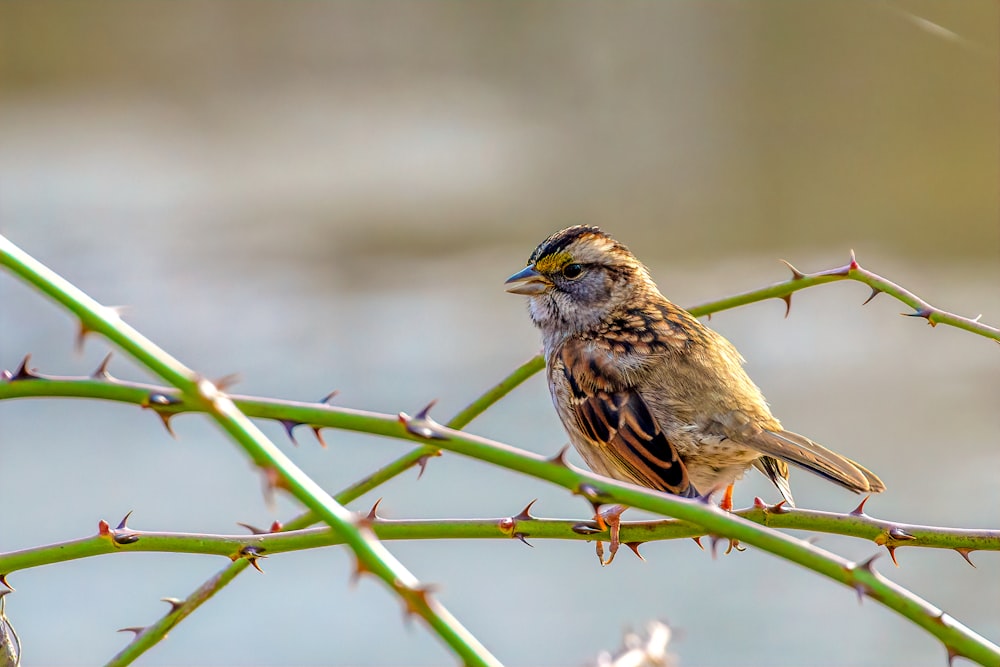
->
562;263;584;279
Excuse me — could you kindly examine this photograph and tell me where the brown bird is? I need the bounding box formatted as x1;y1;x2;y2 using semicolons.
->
505;226;884;558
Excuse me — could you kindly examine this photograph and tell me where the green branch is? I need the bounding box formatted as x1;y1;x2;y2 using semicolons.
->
101;363;527;665
2;505;996;576
0;234;501;667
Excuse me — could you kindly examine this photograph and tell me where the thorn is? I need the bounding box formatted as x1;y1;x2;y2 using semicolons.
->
575;484;606;527
575;483;602;502
779;259;806;280
856;552;881;574
398;401;449;440
161;597;184;612
112;511;139;545
861;287;882;306
279;420;301;446
903;307;936;326
213;373;240;391
780;294;792;318
366;498;384;522
886;545;899;567
848;249;859;271
626;542;646;561
402;584;438;618
350;555;372;586
12;355;40;381
239;546;267;573
768;500;790;514
76;322;94;354
691;536;704;551
853;583;868;604
118;626;146;637
319;390;339;404
512;532;533;547
270;521;282;533
98;519;111;537
259;466;288;507
971;313;983;323
752;496;767;509
144;393;183;438
415;451;442;479
955;548;976;568
547;445;571;467
0;574;11;591
156;413;177;438
514;499;538;522
571;523;603;535
237;522;269;535
92;353;114;379
312;426;328;448
850;495;871;516
887;527;915;541
946;645;961;666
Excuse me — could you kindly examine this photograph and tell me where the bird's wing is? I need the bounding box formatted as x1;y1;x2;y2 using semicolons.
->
744;428;880;494
559;340;698;497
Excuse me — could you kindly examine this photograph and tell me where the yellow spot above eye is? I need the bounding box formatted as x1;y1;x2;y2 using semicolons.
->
534;252;572;275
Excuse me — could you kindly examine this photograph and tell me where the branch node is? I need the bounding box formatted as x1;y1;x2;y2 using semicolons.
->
571;523;603;536
398;400;449;440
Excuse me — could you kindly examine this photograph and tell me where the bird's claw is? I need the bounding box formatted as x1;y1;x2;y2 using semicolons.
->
594;504;628;566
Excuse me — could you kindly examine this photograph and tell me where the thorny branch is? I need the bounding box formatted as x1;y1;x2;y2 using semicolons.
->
1;500;997;576
2;236;998;666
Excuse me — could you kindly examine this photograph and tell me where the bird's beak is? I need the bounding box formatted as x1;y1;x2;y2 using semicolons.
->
505;265;552;295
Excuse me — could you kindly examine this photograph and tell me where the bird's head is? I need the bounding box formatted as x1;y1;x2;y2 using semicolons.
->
505;226;654;335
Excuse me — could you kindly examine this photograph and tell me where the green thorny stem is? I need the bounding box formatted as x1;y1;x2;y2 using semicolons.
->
0;235;501;667
3;373;1000;562
2;502;997;572
3;235;999;665
96;360;541;666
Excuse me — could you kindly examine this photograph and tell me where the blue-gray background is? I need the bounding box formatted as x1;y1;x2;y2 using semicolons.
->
1;3;998;665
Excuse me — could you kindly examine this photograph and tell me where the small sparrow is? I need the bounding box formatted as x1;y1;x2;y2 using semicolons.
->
505;226;884;544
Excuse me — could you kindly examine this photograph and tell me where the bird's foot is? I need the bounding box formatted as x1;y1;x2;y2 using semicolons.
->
594;504;628;566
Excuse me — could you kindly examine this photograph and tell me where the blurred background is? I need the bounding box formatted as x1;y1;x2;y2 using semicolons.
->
1;2;997;665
